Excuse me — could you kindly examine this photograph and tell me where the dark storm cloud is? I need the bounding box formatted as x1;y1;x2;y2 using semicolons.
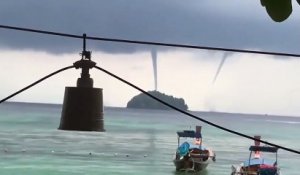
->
0;0;299;54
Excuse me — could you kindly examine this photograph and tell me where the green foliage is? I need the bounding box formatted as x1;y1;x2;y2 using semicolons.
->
126;90;188;111
261;0;292;22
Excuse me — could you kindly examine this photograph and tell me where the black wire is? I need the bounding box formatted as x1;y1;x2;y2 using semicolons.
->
88;36;300;58
0;66;74;104
0;25;82;39
94;65;300;155
1;24;300;58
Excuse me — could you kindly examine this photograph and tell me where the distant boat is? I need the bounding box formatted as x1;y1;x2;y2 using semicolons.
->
173;126;216;172
231;135;280;175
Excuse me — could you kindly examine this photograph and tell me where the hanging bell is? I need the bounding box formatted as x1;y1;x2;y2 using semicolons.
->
58;56;105;131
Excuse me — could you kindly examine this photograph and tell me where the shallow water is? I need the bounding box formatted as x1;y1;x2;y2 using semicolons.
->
0;102;299;174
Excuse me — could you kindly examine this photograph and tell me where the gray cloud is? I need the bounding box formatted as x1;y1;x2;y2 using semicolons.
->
0;0;299;54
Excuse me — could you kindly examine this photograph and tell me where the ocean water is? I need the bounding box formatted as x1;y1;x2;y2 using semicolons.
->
0;102;299;175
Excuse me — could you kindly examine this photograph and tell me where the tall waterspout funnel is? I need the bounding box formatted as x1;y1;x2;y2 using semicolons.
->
151;48;158;91
212;52;231;84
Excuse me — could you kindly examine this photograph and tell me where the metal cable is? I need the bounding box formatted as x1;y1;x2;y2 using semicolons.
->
1;24;300;58
94;65;300;155
0;66;74;104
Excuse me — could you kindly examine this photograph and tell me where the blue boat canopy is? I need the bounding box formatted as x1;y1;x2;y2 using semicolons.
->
177;130;202;138
249;146;278;153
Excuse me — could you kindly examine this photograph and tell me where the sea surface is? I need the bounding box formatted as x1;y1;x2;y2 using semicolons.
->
0;102;299;175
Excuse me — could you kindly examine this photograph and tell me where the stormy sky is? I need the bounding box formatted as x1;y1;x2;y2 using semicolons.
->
0;0;300;116
0;0;299;53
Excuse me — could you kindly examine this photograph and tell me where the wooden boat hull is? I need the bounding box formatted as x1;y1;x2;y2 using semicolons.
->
173;157;209;172
231;164;280;175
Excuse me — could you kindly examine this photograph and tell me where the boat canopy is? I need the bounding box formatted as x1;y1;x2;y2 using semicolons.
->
177;130;202;138
249;146;278;153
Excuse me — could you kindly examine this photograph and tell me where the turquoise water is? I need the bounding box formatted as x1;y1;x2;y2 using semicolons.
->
0;102;299;175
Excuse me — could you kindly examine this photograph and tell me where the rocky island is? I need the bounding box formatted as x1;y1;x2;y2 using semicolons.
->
126;90;188;111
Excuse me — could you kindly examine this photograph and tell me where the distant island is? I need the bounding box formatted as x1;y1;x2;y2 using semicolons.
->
126;90;188;111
